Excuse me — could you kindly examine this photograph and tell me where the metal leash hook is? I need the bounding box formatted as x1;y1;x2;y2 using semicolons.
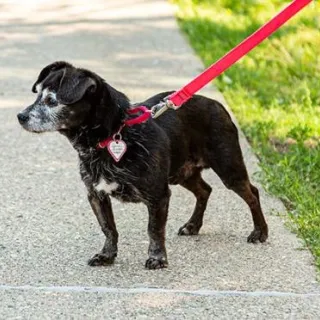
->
151;98;179;119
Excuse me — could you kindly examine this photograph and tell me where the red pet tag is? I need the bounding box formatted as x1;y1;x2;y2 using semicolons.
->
107;136;127;162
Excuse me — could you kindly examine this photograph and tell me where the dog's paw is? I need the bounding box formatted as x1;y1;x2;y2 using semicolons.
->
247;228;268;243
87;253;116;266
178;222;200;236
145;257;168;270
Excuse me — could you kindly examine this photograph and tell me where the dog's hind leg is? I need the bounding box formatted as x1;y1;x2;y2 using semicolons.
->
87;193;118;266
226;179;268;243
145;187;171;269
208;126;268;243
178;169;212;235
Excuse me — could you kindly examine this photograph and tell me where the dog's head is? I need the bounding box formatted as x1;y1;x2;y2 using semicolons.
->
17;61;97;133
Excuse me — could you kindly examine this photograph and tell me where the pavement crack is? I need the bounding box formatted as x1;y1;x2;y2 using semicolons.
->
0;285;319;298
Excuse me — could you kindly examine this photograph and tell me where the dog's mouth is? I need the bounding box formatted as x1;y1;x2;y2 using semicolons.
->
20;125;45;134
18;119;56;134
29;129;43;134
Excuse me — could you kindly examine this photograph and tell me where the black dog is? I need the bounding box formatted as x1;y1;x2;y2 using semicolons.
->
17;61;268;269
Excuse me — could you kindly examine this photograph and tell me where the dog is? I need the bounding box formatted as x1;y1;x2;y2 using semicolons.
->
17;61;268;269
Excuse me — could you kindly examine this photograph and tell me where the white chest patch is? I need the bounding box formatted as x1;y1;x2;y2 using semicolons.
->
94;178;118;194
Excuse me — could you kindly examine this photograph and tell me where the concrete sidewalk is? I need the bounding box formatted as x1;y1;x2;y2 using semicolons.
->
0;0;319;318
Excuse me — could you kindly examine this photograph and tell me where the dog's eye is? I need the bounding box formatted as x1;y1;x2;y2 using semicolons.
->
45;96;56;106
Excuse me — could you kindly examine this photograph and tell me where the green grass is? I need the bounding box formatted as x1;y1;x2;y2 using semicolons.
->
173;0;320;268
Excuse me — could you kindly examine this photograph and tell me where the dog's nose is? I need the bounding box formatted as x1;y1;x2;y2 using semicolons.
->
17;113;29;124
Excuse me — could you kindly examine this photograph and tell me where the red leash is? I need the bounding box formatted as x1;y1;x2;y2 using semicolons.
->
152;0;312;117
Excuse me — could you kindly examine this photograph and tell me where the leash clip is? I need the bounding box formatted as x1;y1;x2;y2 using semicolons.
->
151;98;178;119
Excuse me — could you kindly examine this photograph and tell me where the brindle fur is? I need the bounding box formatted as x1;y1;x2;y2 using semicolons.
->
18;61;268;269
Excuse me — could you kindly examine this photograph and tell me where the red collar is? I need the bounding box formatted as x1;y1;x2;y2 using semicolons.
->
97;106;151;149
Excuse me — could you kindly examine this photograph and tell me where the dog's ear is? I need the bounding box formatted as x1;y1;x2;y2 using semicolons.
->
57;68;97;105
32;61;73;93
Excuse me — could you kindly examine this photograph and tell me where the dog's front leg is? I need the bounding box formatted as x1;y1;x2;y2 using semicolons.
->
87;193;118;266
145;188;171;269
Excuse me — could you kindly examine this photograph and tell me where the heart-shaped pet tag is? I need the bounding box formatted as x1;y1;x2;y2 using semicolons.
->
107;139;127;162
